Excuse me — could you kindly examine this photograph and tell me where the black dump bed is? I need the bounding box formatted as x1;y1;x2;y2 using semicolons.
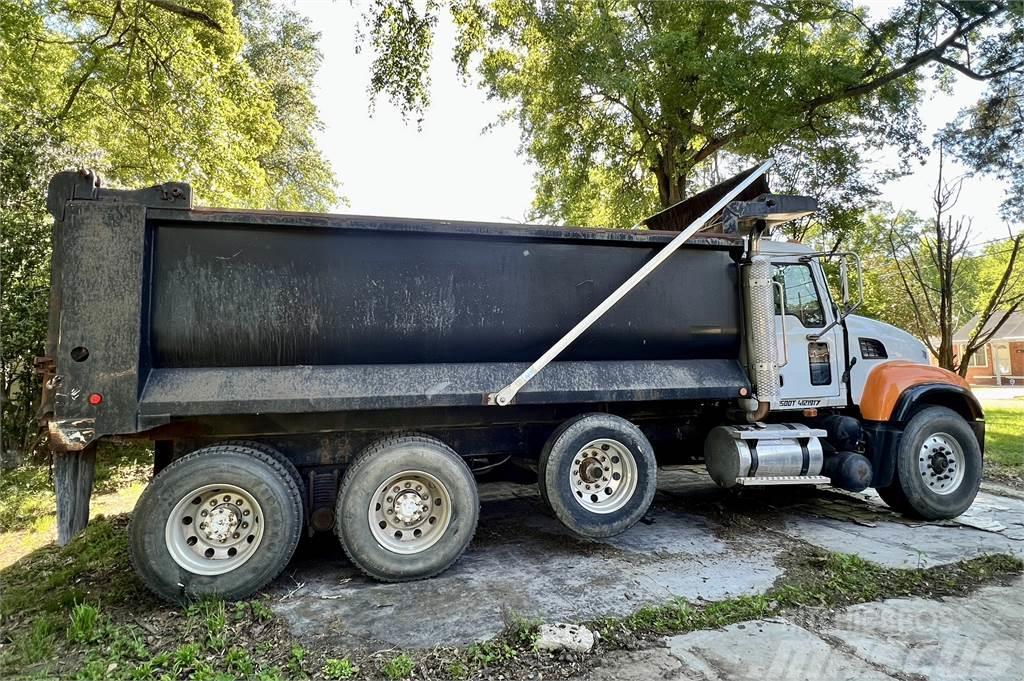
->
42;172;750;447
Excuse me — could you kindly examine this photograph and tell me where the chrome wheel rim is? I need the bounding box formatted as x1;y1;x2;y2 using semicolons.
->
918;433;966;496
369;470;452;554
568;438;638;514
165;483;265;576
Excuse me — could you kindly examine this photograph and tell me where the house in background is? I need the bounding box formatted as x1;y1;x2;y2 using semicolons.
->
951;311;1024;386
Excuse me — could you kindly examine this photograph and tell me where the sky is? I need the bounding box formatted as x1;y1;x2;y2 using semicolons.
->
294;0;1015;246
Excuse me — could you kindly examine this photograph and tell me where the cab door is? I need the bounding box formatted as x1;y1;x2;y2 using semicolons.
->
771;261;843;407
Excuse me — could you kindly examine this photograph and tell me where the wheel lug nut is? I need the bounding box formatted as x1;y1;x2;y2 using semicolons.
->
243;510;250;516
242;522;248;528
233;532;240;539
201;510;208;517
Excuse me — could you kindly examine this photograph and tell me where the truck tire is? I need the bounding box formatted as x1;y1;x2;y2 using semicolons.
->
885;406;982;520
129;444;303;603
219;440;308;518
537;417;579;512
335;435;479;582
539;413;657;539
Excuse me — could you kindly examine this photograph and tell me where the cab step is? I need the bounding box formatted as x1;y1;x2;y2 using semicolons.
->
734;475;830;487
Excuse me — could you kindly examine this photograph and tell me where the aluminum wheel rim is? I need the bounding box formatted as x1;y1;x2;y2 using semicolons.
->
369;470;452;555
918;432;966;496
165;483;265;576
568;438;638;514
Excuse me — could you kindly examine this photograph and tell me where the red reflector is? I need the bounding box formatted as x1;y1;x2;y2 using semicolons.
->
88;393;103;406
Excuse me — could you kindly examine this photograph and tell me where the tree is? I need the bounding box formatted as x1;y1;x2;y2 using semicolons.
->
940;3;1024;220
888;150;1024;375
0;0;338;458
362;0;1021;230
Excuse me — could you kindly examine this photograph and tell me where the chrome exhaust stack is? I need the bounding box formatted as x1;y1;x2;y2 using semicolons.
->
743;254;779;422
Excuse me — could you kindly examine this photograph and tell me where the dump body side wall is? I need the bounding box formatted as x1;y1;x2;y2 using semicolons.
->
149;219;742;367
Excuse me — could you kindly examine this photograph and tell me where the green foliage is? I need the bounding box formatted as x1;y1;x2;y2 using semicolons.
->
67;603;102;644
361;0;440;121
0;0;338;458
287;644;307;676
364;1;1016;231
322;657;359;679
0;442;150;532
984;402;1024;472
382;653;415;680
450;0;923;227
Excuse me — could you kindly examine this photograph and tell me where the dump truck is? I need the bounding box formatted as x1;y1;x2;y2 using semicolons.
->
40;162;984;602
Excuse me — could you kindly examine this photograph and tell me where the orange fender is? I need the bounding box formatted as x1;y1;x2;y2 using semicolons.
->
860;361;971;421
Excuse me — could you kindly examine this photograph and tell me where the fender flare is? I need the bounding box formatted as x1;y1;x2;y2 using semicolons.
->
890;382;984;424
863;382;986;489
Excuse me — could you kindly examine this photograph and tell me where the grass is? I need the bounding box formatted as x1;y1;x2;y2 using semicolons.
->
981;400;1023;473
0;443;151;568
0;509;1020;680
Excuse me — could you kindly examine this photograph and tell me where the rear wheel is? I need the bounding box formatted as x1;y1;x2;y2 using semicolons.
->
129;444;303;602
335;435;478;582
220;440;307;521
539;414;657;538
882;406;982;520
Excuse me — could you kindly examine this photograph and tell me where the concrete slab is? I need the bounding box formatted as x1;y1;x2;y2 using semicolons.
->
821;576;1024;681
662;620;897;681
782;489;1024;567
269;466;1023;650
272;492;782;648
583;578;1024;681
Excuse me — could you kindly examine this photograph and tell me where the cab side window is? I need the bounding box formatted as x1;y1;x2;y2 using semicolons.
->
772;264;825;328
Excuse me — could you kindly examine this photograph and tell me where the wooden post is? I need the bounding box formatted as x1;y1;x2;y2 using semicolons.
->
54;446;97;546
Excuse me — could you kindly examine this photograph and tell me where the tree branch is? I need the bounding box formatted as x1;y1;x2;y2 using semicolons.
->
143;0;224;33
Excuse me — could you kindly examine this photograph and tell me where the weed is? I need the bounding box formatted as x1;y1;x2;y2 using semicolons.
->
287;644;307;677
226;647;255;676
323;657;359;679
249;599;275;623
187;599;228;651
256;667;286;681
465;641;517;667
446;661;469;679
504;611;541;648
382;653;415;679
67;603;102;643
172;642;201;670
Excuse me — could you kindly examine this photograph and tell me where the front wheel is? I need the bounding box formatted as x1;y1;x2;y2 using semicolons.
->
129;444;303;602
882;406;982;520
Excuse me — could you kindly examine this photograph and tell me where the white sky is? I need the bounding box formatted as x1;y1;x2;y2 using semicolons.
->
295;0;1016;245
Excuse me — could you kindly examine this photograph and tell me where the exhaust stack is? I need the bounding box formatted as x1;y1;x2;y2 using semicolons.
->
744;254;779;421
